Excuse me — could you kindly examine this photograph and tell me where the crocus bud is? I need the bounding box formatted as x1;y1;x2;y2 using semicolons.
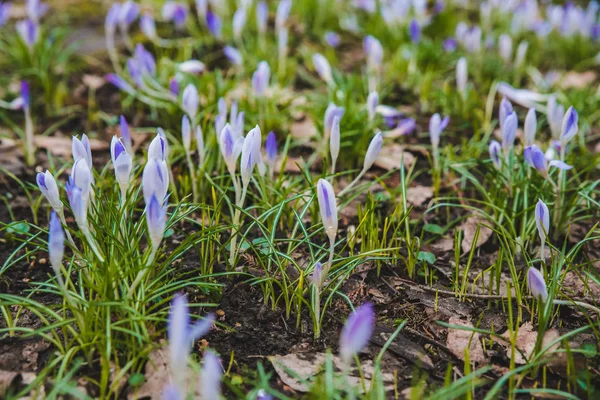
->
20;81;30;109
224;46;243;66
105;73;136;96
498;34;512;62
72;134;93;170
524;145;572;179
501;112;518;156
499;97;513;131
48;211;64;275
17;19;38;49
560;106;578;148
206;10;221;37
363;132;383;171
0;3;10;27
182;84;199;120
162;1;187;29
547;96;564;140
182;115;192;152
110;136;132;191
429;113;450;150
256;1;268;34
201;351;222;400
37;170;62;212
409;19;421;43
148;132;168;161
324;103;345;138
363;35;383;70
275;0;292;31
524;108;536;147
142;159;169;205
195;0;207;19
340;302;374;365
325;31;340;48
489;140;502;169
119;115;133;154
196;125;204;164
220;124;244;176
119;1;139;29
169;78;180;96
317;178;337;242
313;261;323;288
278;27;289;62
69;187;88;233
456;57;468;97
535;199;550;244
71;158;92;199
313;53;333;85
514;41;528;69
266;131;277;168
329;116;340;171
252;61;270;97
178;60;205;74
168;293;215;386
527;267;548;303
140;13;157;39
367;91;378;122
233;7;247;39
241;126;260;188
146;193;167;254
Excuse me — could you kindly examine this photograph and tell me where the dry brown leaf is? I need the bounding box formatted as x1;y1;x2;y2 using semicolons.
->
0;371;19;395
405;185;433;207
560;71;597;89
561;271;600;300
446;317;487;363
497;322;560;364
374;144;415;171
459;216;493;253
270;353;394;393
431;237;455;253
290;118;317;143
83;74;106;90
35;135;108;158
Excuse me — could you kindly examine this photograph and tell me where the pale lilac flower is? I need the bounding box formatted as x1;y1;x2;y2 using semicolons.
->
514;41;528;69
409;19;421;43
119;1;139;28
363;132;382;171
169;78;180;96
200;351;222;400
0;2;11;27
498;34;513;62
178;60;205;74
241;126;261;188
354;0;375;13
252;61;270;97
325;31;340;48
363;35;383;70
168;293;215;386
535;199;549;244
317;178;337;242
142;159;169;205
367;91;378;122
195;0;207;19
206;10;222;38
219;124;244;176
547;95;564;140
147;131;168;162
330;116;340;172
489;140;502;169
560;106;578;149
275;0;292;31
497;82;547;111
71;158;92;200
17;19;39;49
266;131;277;168
27;0;49;22
233;7;247;39
312;261;323;288
528;267;548;303
429;113;450;151
181;115;191;152
340;302;374;365
256;1;268;34
224;46;243;65
119;115;133;154
162;1;188;29
37;171;62;212
105;73;136;96
110;136;132;192
524;145;572;179
146;194;167;255
48;211;64;277
524;108;536;147
312;53;333;85
501;112;518;156
69;187;88;234
443;38;457;52
499;97;513;132
393;118;416;136
182;84;199;120
456;57;468;98
324;103;345;139
139;12;157;40
376;105;403;127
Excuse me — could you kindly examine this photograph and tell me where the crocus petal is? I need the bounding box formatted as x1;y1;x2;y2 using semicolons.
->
548;160;573;170
340;302;374;364
528;267;548;303
317;179;337;241
200;351;223;400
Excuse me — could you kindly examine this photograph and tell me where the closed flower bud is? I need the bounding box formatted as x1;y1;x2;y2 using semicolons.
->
224;45;243;65
252;61;270;97
71;158;92;199
489;140;502;169
275;0;292;31
119;115;133;154
206;10;222;37
312;53;333;85
524;108;536;147
324;103;345;139
178;60;205;74
48;211;64;274
266;131;277;168
69;187;88;234
363;35;383;70
17;18;38;49
233;7;247;39
105;3;121;33
367;91;378;122
329;116;340;171
142;159;169;205
110;136;132;191
241;126;260;188
182;84;199;120
363;132;383;171
499;97;513;131
37;170;62;212
317;178;338;242
340;302;374;365
535;199;550;244
181;115;192;151
201;351;222;400
139;13;157;39
547;96;564;140
429;113;450;151
148;131;168;161
220;124;244;176
560;106;578;148
409;19;421;43
498;34;513;62
501;112;518;155
146;193;167;253
256;1;268;34
312;261;323;288
527;267;548;303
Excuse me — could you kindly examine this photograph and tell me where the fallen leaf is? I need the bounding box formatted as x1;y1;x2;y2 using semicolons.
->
561;271;600;300
290;118;317;143
0;371;19;394
446;317;487;363
431;237;455;253
497;322;560;364
405;185;433;207
83;74;106;90
459;216;493;253
35;135;109;159
560;71;597;89
374;144;416;171
270;352;394;393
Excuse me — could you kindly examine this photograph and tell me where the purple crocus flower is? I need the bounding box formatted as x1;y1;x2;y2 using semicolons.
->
313;261;323;288
429;113;450;150
37;170;62;212
146;193;167;255
224;45;243;65
501;112;518;156
524;108;536;147
0;2;11;27
142;159;169;205
252;61;270;96
367;91;378;121
27;0;49;22
363;132;382;171
134;44;156;76
48;211;64;274
489;140;502;169
168;293;215;386
17;19;39;49
206;10;222;38
169;78;180;96
266;131;277;167
105;73;136;96
275;0;292;31
201;351;222;400
162;1;188;29
324;31;340;47
232;7;247;39
324;103;345;138
256;1;268;34
111;136;132;192
118;1;139;27
162;385;182;400
499;97;513;131
394;117;416;136
119;115;132;153
312;53;333;85
317;178;337;242
69;186;89;233
139;12;157;40
528;267;548;303
524;145;572;179
535;199;550;244
560;106;578;148
340;302;374;365
20;81;30;109
443;38;457;52
182;84;199;120
409;19;421;43
363;35;383;70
